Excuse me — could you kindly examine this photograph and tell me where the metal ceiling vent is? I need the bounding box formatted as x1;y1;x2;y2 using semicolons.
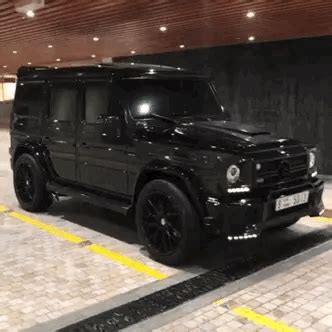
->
15;0;45;15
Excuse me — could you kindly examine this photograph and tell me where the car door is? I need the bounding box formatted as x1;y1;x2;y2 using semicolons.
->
77;79;128;195
43;80;79;182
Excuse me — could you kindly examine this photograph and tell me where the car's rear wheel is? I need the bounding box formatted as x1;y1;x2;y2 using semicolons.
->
14;154;53;212
136;179;200;265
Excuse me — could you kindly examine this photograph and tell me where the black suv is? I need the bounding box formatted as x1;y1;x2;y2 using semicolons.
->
10;63;324;265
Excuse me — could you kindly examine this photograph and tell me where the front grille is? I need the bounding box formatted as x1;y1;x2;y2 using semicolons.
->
257;154;308;186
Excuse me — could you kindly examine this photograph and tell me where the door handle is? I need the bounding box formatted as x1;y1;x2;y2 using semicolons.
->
80;142;89;148
43;136;51;142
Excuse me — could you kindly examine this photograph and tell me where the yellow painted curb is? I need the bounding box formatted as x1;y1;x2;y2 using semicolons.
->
233;306;300;332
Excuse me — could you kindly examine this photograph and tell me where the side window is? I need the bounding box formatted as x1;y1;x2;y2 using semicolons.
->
14;82;47;117
49;86;78;122
109;95;124;117
85;84;110;123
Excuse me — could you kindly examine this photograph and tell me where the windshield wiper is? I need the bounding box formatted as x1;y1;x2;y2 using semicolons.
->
150;113;177;125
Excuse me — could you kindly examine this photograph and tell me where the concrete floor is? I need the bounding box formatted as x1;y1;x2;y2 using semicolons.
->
0;128;332;331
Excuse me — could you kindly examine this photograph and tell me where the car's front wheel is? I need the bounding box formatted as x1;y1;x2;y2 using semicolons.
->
136;179;201;265
13;154;53;212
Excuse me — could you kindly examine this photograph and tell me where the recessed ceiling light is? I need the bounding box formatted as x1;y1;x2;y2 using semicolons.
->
248;36;255;41
93;37;99;42
12;50;18;54
177;67;181;70
48;44;54;48
91;54;96;58
159;26;167;32
131;50;136;55
179;44;185;48
56;58;61;62
246;11;255;18
54;66;58;69
131;62;135;65
26;10;35;18
27;62;32;65
3;65;7;68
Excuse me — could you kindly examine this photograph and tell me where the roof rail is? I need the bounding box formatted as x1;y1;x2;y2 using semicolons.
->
17;66;49;76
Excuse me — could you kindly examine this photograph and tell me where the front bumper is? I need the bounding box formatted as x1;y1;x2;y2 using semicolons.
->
204;179;324;238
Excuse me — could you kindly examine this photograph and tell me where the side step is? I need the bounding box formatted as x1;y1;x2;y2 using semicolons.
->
47;182;132;215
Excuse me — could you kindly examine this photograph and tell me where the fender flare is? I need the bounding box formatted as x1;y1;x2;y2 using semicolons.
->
12;142;55;179
133;162;207;219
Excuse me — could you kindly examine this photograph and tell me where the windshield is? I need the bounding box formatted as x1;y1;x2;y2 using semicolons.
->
118;79;226;120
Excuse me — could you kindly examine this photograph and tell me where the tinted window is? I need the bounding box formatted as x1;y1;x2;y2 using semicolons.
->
50;86;77;122
85;84;110;123
14;82;46;117
118;79;224;119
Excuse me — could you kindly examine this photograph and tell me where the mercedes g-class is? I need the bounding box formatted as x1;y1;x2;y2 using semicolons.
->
10;63;324;265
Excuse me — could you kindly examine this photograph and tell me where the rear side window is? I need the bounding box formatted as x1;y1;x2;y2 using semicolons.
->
14;82;47;117
85;84;110;123
49;86;78;122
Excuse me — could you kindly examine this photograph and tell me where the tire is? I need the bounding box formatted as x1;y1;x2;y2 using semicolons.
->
13;154;53;212
136;179;201;265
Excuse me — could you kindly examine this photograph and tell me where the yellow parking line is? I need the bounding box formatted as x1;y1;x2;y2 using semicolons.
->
313;216;332;223
0;204;8;212
1;206;168;280
9;211;84;244
213;297;225;305
233;306;299;332
87;244;167;280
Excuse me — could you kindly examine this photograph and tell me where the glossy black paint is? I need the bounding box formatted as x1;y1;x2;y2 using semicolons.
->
10;63;324;238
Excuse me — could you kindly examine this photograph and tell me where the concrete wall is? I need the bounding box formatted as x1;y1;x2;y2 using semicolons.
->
116;36;332;175
0;101;12;128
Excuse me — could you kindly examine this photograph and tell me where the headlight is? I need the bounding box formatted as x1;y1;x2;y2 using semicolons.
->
227;164;240;184
309;151;316;169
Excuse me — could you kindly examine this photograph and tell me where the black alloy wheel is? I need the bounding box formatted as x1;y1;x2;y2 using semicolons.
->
15;163;35;203
136;179;200;265
14;154;53;212
142;191;183;255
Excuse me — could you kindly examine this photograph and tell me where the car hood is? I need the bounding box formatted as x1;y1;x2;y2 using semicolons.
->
172;120;302;152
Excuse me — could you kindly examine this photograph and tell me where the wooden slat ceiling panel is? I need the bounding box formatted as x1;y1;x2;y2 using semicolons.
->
1;0;332;74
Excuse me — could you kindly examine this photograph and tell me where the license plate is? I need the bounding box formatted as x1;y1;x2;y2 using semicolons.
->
275;191;309;211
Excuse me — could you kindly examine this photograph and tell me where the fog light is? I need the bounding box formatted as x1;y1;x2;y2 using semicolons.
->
227;186;250;193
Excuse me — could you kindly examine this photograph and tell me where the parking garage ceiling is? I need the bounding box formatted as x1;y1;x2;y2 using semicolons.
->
1;0;332;74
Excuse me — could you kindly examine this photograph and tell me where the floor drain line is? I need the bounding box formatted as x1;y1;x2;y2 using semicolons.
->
59;230;332;332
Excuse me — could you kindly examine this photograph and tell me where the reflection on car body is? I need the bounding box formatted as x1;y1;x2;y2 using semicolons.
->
9;63;324;265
